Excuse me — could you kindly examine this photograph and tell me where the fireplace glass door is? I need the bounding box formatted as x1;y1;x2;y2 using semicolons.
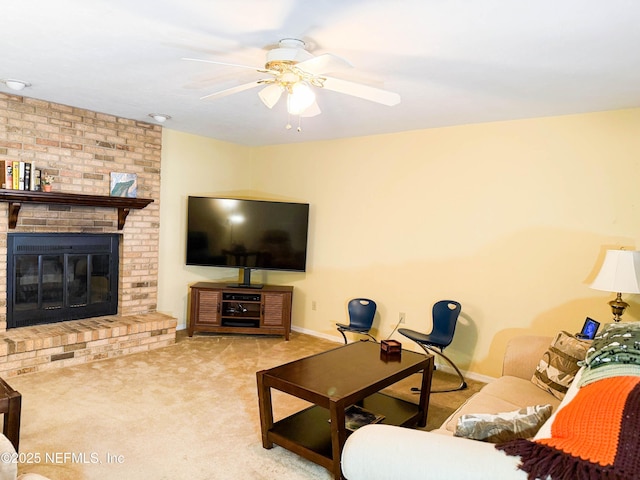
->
8;233;119;328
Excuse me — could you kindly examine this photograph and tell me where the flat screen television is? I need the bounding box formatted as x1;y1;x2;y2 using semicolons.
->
186;196;310;288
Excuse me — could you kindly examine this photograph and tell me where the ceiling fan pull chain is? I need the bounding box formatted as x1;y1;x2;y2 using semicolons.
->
285;111;292;130
297;115;303;132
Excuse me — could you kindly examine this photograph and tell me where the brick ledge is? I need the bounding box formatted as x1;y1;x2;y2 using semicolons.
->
0;313;177;378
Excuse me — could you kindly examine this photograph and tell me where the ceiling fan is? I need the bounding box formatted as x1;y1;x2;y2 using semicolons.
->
183;39;401;127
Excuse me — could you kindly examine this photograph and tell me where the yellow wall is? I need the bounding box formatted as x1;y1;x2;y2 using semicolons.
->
158;108;640;378
158;130;254;323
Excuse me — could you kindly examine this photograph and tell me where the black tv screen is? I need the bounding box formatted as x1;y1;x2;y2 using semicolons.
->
186;197;310;273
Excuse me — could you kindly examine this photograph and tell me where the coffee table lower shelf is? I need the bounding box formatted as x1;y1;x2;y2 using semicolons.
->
267;392;420;469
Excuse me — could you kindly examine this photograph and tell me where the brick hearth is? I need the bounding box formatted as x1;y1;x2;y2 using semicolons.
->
0;313;176;377
0;93;176;376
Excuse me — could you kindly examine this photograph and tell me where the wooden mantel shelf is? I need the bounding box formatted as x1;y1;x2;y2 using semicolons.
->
0;190;154;230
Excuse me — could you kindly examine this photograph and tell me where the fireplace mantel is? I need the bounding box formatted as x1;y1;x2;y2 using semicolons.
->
0;190;154;230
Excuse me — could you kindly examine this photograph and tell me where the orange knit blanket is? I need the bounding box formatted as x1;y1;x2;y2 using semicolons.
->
496;376;640;480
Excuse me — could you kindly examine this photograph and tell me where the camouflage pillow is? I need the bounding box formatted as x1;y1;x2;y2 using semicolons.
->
531;331;589;400
454;404;553;444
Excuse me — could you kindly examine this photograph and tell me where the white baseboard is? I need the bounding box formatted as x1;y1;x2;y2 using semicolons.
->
432;362;495;384
292;325;343;344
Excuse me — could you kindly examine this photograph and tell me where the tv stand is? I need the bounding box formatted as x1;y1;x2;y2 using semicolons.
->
188;282;293;340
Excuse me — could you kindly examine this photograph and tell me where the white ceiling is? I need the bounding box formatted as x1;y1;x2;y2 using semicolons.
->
2;0;640;147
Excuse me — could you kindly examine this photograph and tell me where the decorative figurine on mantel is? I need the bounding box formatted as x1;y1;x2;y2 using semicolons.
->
41;175;54;192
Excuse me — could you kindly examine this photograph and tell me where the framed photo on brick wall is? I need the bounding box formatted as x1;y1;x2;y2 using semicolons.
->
110;172;137;198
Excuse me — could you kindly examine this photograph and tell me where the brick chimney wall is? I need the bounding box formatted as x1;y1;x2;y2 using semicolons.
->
0;93;161;333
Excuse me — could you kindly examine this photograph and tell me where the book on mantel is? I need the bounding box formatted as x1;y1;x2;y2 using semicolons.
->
0;160;38;190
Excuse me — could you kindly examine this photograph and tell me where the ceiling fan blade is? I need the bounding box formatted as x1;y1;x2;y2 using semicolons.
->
301;101;321;118
199;81;263;100
258;84;284;109
182;57;272;73
296;53;353;75
321;77;401;106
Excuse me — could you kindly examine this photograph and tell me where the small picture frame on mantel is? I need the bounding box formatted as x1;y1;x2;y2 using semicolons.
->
110;172;137;198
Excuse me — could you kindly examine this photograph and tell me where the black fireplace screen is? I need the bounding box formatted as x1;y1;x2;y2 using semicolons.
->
7;233;119;329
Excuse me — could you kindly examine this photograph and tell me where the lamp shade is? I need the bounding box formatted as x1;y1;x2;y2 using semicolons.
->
287;82;315;115
590;250;640;294
258;84;284;109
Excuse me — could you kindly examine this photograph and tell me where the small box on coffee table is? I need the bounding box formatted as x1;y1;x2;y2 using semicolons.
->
380;339;401;354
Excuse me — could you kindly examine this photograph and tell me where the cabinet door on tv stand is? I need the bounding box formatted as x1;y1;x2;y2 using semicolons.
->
262;292;292;330
192;289;222;329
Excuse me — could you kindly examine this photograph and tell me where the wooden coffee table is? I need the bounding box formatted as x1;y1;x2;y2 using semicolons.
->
256;341;433;480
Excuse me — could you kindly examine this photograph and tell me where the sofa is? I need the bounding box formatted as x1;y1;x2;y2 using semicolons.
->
341;334;586;479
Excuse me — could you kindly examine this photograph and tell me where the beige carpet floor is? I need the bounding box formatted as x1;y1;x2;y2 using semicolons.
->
5;331;483;479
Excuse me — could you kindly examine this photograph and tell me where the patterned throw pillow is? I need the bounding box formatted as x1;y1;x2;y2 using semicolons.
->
454;404;553;443
531;331;589;400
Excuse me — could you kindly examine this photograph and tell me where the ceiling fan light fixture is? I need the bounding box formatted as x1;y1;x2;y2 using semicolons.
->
149;113;171;123
301;101;322;118
258;84;284;109
287;82;316;116
3;79;31;91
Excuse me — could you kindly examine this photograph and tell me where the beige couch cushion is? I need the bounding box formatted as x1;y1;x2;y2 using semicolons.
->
502;335;556;379
440;375;562;434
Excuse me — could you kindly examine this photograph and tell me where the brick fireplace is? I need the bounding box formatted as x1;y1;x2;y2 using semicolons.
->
0;93;176;377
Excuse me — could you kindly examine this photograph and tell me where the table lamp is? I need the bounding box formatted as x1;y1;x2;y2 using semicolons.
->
590;249;640;322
